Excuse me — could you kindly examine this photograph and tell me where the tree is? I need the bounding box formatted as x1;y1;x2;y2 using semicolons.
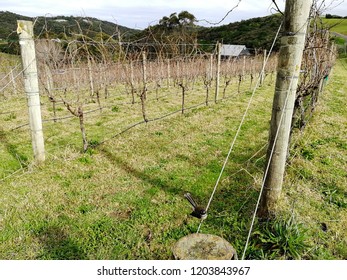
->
159;11;196;30
159;13;179;29
178;11;196;26
138;11;198;58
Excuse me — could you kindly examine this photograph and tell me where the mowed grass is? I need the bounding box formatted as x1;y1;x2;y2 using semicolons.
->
0;60;346;259
322;18;347;35
0;73;272;259
282;58;347;259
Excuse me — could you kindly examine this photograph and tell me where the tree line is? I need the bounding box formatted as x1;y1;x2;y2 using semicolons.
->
325;14;347;19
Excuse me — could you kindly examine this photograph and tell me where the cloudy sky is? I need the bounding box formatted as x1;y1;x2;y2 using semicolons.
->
2;0;346;29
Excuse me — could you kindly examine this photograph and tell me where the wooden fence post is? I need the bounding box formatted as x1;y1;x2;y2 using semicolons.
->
258;0;313;218
130;60;135;104
142;51;147;100
260;49;267;86
209;53;214;81
140;51;148;122
87;56;94;97
17;20;45;163
166;59;171;88
215;42;222;103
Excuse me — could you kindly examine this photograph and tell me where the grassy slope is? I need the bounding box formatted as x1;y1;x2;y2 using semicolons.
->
282;57;347;259
322;18;347;35
0;61;346;259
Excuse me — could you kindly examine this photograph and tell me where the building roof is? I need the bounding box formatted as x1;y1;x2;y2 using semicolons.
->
220;44;248;57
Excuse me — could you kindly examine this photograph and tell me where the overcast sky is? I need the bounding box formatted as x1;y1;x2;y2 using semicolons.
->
2;0;346;29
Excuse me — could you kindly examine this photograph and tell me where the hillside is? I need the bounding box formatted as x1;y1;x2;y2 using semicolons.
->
0;11;285;54
322;18;347;35
196;15;346;51
197;14;283;51
4;12;338;55
0;11;139;54
130;13;285;54
1;11;345;56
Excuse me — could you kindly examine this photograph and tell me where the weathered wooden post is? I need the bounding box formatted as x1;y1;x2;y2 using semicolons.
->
209;53;214;81
129;60;135;104
260;49;267;86
17;20;45;163
87;56;94;97
140;51;148;122
166;58;171;88
258;0;312;218
215;42;222;103
142;51;147;99
242;55;246;78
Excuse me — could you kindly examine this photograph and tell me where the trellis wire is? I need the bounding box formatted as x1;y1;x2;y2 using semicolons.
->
0;63;21;84
241;15;314;260
0;57;38;94
0;64;25;93
196;21;283;234
240;68;296;260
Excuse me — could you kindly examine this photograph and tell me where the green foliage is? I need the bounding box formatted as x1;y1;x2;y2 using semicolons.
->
197;14;283;51
322;18;347;35
0;11;32;53
0;45;346;260
247;218;309;259
77;154;93;164
88;139;101;148
300;147;315;160
0;11;139;55
4;112;16;121
332;36;346;45
136;11;199;57
325;14;344;19
321;182;347;208
111;106;120;112
2;10;285;55
159;11;196;29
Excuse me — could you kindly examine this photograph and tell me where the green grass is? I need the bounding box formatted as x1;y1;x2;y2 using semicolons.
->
322;18;347;35
0;61;346;260
281;58;347;259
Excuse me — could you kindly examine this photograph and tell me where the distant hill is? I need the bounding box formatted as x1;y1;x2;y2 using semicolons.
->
133;13;285;53
0;11;140;54
197;14;284;51
0;11;285;55
198;14;346;51
5;11;344;57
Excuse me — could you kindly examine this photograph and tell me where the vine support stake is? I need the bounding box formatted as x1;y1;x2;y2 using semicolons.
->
260;49;267;86
142;51;148;100
17;20;45;163
258;0;313;218
215;42;221;103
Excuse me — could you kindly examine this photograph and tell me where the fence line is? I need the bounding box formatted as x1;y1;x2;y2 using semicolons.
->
0;63;21;83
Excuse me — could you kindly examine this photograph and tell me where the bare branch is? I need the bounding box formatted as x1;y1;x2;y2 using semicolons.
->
197;0;243;25
272;0;284;16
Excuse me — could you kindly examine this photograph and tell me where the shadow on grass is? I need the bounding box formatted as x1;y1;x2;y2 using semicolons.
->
99;147;182;195
35;225;86;260
0;128;29;167
98;141;266;259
